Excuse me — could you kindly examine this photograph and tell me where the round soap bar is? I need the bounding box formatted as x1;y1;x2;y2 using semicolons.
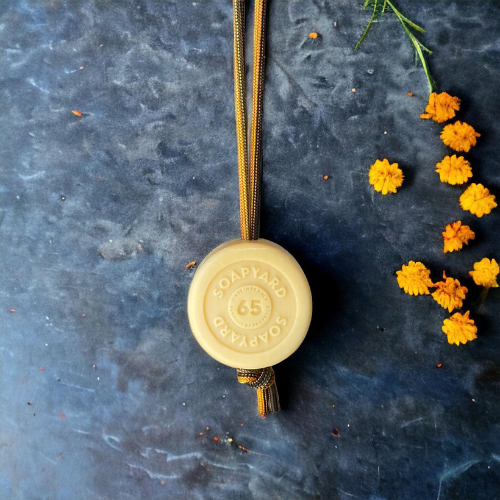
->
187;239;312;369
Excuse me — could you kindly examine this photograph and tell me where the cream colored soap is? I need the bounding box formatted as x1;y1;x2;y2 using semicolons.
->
187;239;312;369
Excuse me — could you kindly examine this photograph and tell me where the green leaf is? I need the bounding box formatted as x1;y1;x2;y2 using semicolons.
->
395;10;426;33
416;39;433;55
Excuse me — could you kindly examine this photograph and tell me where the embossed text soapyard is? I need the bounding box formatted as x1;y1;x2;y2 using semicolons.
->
187;0;312;417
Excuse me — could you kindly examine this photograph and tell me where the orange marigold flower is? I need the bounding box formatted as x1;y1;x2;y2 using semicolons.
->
368;159;404;195
396;261;433;296
469;258;499;288
459;183;497;217
435;155;472;185
420;92;460;123
432;272;467;312
442;221;475;253
442;311;477;346
441;121;480;152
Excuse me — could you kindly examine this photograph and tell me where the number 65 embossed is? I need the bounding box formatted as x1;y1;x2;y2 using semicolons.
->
237;300;262;316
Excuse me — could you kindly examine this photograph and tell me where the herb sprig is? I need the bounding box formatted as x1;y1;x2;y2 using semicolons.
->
355;0;435;92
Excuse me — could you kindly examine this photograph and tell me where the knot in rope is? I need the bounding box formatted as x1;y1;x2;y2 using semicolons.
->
237;367;280;417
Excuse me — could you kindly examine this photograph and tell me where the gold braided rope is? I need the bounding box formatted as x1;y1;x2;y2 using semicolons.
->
233;0;280;417
248;0;267;241
233;0;250;240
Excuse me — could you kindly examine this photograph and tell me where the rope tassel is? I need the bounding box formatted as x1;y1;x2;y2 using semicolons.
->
237;367;280;417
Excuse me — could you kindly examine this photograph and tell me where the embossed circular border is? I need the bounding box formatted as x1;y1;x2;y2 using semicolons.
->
187;239;312;369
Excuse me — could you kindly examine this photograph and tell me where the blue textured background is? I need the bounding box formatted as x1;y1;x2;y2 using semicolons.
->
1;1;500;499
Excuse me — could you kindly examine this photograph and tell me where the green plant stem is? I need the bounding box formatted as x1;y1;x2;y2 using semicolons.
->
391;7;425;32
355;0;435;93
386;0;435;92
473;286;490;310
355;0;385;51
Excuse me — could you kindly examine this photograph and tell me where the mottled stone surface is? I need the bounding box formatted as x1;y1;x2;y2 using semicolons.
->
1;1;500;499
